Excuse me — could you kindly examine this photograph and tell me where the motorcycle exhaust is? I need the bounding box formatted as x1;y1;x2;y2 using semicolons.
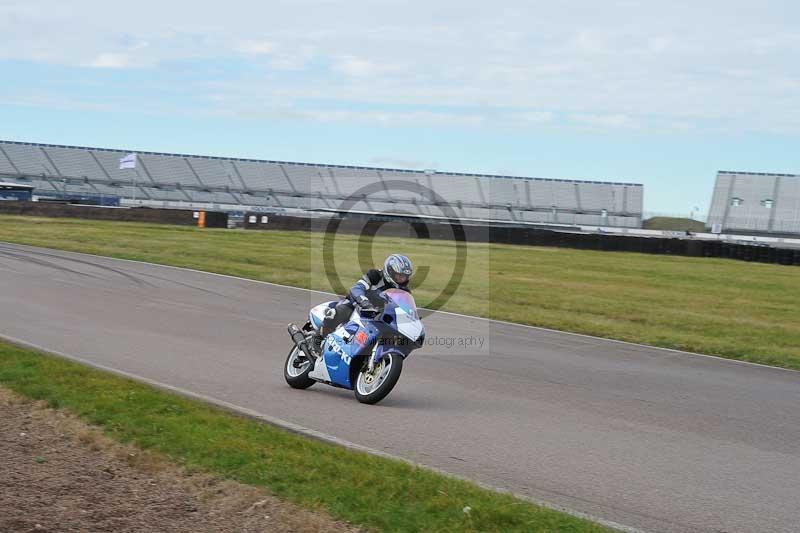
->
288;323;315;360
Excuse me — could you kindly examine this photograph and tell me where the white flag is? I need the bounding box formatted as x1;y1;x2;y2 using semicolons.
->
119;153;137;170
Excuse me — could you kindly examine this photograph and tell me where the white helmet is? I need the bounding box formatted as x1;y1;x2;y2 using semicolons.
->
383;254;413;288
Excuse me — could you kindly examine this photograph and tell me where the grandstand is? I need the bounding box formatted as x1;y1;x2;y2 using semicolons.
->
0;140;644;227
707;171;800;235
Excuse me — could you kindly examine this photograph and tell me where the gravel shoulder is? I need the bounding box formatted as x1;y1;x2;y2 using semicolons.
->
0;386;361;533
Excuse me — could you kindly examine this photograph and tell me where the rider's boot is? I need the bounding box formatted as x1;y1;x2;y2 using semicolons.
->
310;332;324;358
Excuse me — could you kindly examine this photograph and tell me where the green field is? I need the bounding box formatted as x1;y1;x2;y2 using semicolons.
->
1;214;799;369
0;340;608;532
643;216;707;232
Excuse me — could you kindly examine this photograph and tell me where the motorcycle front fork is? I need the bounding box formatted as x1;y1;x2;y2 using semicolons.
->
367;342;379;372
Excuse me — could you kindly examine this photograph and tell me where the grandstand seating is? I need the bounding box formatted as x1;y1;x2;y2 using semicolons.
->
0;140;644;227
707;171;800;234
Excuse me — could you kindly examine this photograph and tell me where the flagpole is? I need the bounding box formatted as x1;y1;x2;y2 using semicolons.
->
133;167;140;204
119;153;139;206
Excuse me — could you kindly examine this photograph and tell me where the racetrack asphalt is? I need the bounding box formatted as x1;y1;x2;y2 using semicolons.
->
1;242;798;533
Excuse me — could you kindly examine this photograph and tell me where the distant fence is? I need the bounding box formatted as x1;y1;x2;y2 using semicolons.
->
37;192;121;207
244;213;800;266
0;201;228;228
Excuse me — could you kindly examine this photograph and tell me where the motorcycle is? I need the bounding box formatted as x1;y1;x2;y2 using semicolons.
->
285;289;425;404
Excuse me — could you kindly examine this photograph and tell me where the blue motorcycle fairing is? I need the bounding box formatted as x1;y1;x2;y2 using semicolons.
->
321;321;379;389
310;289;425;389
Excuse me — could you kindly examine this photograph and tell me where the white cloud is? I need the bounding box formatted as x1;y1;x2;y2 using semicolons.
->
269;55;307;70
333;55;404;77
87;53;134;69
1;0;800;133
647;36;672;53
570;113;640;130
235;40;275;55
519;111;555;124
334;56;377;77
0;93;117;113
213;106;488;128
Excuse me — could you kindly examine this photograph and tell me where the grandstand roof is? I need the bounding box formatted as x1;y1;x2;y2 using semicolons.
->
0;139;643;187
718;170;800;178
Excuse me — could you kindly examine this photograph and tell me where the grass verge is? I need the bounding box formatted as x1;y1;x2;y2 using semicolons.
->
0;340;608;532
0;215;799;369
642;217;706;232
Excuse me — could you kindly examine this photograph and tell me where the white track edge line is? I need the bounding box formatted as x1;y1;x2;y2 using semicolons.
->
0;332;646;533
2;240;797;375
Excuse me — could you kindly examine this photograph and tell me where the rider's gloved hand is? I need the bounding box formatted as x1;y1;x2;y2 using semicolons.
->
356;295;378;317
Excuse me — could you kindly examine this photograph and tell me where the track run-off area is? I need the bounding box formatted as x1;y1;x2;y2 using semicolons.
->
1;242;799;533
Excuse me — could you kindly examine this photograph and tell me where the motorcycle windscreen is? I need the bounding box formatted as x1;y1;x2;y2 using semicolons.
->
384;289;424;342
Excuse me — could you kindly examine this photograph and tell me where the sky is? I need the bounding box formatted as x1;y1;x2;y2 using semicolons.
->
1;1;799;215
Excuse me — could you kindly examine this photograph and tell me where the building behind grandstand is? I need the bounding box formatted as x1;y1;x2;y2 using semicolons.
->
707;171;800;236
0;140;644;228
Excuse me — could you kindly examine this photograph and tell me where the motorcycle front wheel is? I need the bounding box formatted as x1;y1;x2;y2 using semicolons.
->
354;352;403;404
284;345;315;389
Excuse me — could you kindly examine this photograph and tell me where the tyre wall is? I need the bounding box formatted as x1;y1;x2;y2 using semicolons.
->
0;201;228;228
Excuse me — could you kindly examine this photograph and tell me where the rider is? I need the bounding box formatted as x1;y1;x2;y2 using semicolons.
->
319;254;414;342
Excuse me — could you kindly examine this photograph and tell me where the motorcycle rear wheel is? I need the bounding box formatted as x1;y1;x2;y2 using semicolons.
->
354;353;403;404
